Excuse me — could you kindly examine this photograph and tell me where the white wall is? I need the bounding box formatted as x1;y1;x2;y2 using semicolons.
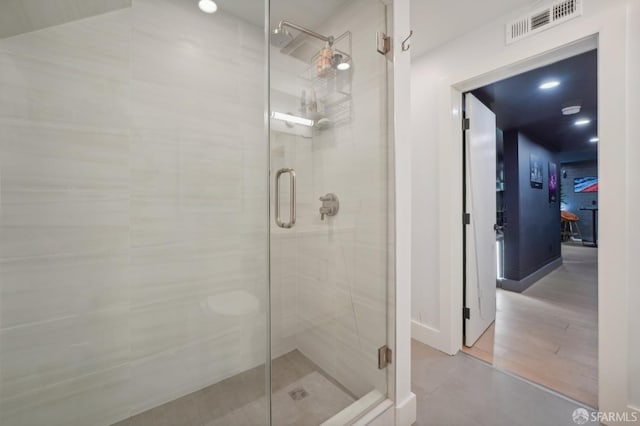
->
627;0;640;410
390;0;416;423
411;0;640;418
0;1;267;424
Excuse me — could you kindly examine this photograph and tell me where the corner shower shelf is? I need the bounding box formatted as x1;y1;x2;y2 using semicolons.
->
299;41;353;127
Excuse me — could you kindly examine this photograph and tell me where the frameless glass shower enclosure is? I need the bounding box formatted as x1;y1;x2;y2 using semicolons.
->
0;0;393;425
269;0;391;424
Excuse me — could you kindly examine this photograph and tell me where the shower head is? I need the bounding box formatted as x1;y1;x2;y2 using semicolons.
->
271;27;294;48
271;20;334;49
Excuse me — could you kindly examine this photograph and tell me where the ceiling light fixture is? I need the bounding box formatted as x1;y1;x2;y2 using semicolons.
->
575;118;591;126
562;105;581;115
590;137;599;143
539;80;560;90
198;0;218;14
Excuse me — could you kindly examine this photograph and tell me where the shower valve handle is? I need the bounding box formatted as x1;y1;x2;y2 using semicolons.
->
319;193;339;221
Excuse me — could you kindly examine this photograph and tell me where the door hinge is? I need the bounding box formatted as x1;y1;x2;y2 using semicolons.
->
463;307;471;319
376;32;391;55
378;345;392;369
463;213;471;225
462;118;470;130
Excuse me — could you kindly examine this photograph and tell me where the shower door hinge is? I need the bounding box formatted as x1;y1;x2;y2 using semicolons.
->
464;213;471;225
462;118;470;130
464;307;471;319
376;32;391;55
378;345;392;369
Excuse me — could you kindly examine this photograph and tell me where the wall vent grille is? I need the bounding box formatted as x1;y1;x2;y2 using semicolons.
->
554;0;578;20
510;17;530;39
506;0;582;44
531;10;551;30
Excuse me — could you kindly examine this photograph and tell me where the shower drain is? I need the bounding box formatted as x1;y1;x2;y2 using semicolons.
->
288;387;309;401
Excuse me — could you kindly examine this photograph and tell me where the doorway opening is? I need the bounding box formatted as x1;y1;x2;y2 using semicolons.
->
461;49;598;408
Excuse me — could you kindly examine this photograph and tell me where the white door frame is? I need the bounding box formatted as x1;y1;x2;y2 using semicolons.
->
417;5;633;415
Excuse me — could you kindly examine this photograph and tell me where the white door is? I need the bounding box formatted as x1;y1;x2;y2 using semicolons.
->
464;93;497;347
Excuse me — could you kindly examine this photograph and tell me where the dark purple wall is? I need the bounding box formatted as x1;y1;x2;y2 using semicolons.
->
503;130;561;281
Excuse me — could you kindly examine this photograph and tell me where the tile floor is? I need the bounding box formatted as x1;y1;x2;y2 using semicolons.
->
111;326;604;426
113;350;354;426
412;340;600;426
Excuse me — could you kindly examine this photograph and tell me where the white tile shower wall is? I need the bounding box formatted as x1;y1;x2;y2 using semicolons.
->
271;0;389;399
0;1;267;425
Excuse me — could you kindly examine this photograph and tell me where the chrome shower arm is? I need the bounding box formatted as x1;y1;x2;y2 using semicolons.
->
277;20;334;45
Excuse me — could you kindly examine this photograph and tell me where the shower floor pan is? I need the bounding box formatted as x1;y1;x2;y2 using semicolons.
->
113;350;355;426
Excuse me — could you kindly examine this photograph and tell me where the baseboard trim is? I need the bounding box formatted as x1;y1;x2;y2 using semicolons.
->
500;257;563;293
359;393;417;425
411;320;454;355
396;393;417;426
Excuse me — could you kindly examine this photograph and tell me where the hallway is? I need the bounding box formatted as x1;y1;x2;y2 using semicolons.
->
462;243;598;407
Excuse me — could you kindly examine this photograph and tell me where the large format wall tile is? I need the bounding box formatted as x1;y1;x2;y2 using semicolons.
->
127;0;267;418
0;307;129;399
0;364;131;426
0;253;128;328
0;1;267;424
0;0;132;39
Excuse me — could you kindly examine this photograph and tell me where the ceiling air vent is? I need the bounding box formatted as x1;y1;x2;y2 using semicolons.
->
506;0;583;44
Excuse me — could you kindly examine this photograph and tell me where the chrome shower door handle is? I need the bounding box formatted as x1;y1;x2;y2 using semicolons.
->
275;168;296;229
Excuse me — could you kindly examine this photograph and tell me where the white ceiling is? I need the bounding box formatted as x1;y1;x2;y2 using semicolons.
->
220;0;548;58
410;0;539;57
216;0;349;32
0;0;347;39
0;0;131;39
1;0;543;58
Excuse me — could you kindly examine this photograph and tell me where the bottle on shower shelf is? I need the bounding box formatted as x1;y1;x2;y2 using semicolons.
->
316;43;333;77
300;90;307;117
308;89;318;118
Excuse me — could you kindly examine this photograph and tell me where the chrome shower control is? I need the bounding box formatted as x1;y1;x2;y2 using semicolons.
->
319;193;339;220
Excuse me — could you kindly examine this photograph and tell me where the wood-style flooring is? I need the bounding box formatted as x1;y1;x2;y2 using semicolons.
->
462;243;598;407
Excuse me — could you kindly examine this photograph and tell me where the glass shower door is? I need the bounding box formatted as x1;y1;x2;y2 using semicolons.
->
269;0;392;424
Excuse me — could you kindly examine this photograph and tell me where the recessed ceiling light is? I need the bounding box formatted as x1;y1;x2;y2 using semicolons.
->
561;105;581;115
198;0;218;13
575;118;591;126
539;80;560;90
337;62;350;71
590;137;599;143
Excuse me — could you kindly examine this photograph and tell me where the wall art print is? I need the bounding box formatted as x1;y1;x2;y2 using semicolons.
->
530;154;543;189
549;161;558;202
